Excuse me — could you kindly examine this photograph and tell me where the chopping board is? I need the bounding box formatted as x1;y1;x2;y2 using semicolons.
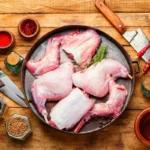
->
0;0;150;149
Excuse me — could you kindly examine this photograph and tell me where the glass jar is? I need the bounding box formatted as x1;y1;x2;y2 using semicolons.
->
5;114;32;141
4;51;24;74
141;79;150;98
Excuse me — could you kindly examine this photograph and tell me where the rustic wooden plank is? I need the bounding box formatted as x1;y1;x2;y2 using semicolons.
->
0;0;149;150
2;27;150;47
0;0;149;14
105;0;150;13
0;0;96;14
0;46;149;109
0;13;150;28
0;108;149;150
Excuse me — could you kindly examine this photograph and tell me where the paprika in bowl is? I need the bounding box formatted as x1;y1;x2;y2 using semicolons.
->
0;30;15;54
18;17;40;41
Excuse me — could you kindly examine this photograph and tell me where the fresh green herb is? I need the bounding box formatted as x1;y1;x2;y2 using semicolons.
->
92;44;108;64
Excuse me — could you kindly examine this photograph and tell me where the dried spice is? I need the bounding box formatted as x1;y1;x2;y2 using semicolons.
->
21;19;37;36
7;52;20;66
8;117;27;136
5;51;24;74
0;32;12;47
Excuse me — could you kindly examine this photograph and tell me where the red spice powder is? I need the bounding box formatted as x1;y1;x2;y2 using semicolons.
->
21;19;37;36
0;32;12;47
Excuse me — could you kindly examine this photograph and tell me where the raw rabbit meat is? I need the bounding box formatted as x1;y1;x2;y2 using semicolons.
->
61;29;101;68
73;58;129;97
74;80;127;133
92;80;127;118
27;30;79;76
31;62;74;122
27;37;60;76
49;88;94;130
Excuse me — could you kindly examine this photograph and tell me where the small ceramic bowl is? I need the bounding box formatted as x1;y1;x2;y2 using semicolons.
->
134;108;150;146
18;17;40;41
0;30;15;54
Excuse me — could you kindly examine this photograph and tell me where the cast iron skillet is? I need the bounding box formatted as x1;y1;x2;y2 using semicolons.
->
22;25;139;134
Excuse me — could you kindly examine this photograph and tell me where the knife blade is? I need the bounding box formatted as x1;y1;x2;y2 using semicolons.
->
95;0;150;62
123;29;150;62
0;80;27;107
0;70;25;99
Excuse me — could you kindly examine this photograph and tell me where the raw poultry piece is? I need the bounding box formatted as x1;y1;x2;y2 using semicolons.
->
31;62;74;122
27;30;79;76
74;80;127;133
49;88;94;130
61;29;101;68
27;37;60;76
73;58;129;97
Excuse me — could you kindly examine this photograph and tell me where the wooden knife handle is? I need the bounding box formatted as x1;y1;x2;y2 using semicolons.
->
95;0;126;34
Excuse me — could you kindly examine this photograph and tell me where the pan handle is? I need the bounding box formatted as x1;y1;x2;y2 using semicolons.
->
132;60;140;74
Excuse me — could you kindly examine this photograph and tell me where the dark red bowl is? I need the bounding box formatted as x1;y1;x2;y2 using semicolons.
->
135;108;150;146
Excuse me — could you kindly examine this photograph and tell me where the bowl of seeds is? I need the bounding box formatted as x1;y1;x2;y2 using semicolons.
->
5;114;32;141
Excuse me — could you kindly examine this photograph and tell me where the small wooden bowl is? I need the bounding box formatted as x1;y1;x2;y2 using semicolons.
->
18;17;40;41
134;108;150;146
0;30;15;54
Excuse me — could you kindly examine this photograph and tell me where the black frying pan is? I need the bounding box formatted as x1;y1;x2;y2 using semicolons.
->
21;25;139;134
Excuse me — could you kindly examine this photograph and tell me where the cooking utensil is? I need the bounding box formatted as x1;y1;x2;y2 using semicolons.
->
22;25;139;134
95;0;150;62
0;70;27;107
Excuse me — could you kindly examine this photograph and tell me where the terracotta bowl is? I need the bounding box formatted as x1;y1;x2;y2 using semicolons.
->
134;107;150;146
0;30;15;54
18;17;40;41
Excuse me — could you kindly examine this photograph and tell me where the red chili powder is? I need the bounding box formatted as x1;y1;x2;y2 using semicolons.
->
0;32;12;47
21;19;37;36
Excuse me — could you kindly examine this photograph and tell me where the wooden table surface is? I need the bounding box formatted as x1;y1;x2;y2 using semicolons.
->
0;0;150;149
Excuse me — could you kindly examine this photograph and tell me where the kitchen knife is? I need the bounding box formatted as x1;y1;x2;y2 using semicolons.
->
0;69;25;99
0;80;27;107
95;0;150;62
